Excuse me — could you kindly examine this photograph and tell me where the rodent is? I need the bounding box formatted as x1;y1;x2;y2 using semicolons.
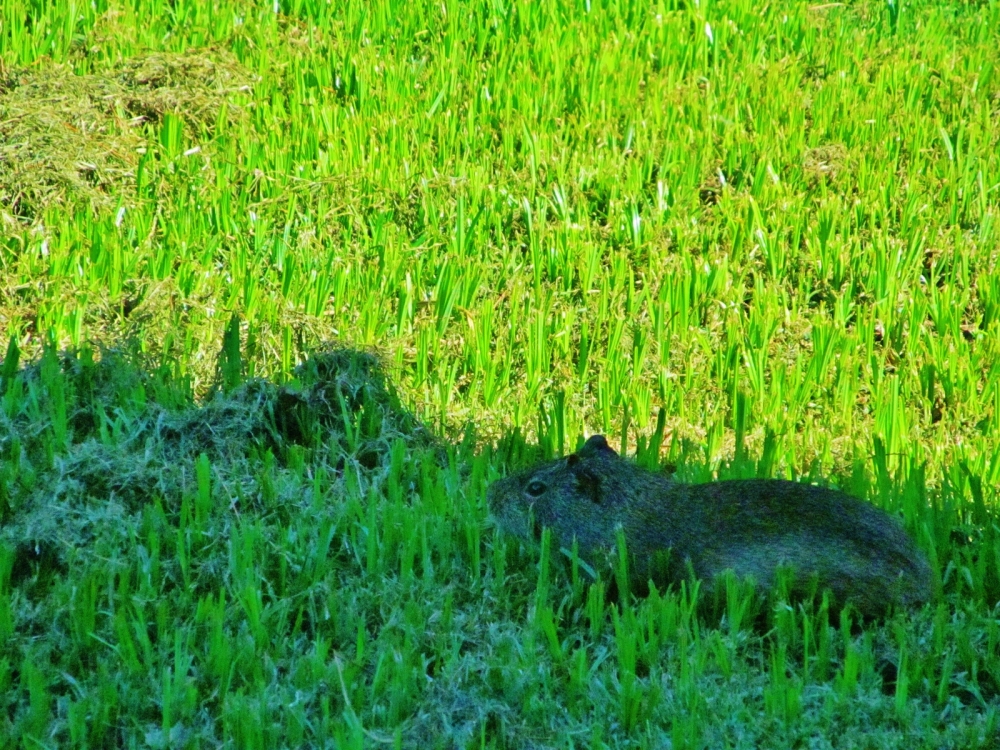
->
487;435;933;618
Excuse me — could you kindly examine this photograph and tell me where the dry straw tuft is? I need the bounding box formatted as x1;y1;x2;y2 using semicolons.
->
0;49;255;219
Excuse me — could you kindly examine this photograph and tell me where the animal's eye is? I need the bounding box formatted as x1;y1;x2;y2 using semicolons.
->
526;480;547;497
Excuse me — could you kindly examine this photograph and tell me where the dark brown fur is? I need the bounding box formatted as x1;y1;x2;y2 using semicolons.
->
487;435;932;618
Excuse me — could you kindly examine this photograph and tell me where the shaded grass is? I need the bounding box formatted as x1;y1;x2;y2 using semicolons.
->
1;344;450;745
1;342;999;746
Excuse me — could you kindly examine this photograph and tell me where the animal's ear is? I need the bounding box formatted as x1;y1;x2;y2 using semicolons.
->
573;466;603;505
566;453;580;467
577;435;618;459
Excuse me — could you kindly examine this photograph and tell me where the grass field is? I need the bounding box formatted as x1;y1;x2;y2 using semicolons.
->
2;0;1000;746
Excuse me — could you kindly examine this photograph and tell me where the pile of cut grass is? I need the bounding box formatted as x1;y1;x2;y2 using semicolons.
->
0;47;254;220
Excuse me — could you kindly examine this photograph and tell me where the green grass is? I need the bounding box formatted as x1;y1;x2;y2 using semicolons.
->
2;0;1000;746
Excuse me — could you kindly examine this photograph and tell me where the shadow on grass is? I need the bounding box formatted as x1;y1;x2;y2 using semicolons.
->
0;338;438;597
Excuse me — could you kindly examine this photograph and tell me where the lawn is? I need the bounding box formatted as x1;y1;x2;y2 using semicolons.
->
1;0;1000;746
